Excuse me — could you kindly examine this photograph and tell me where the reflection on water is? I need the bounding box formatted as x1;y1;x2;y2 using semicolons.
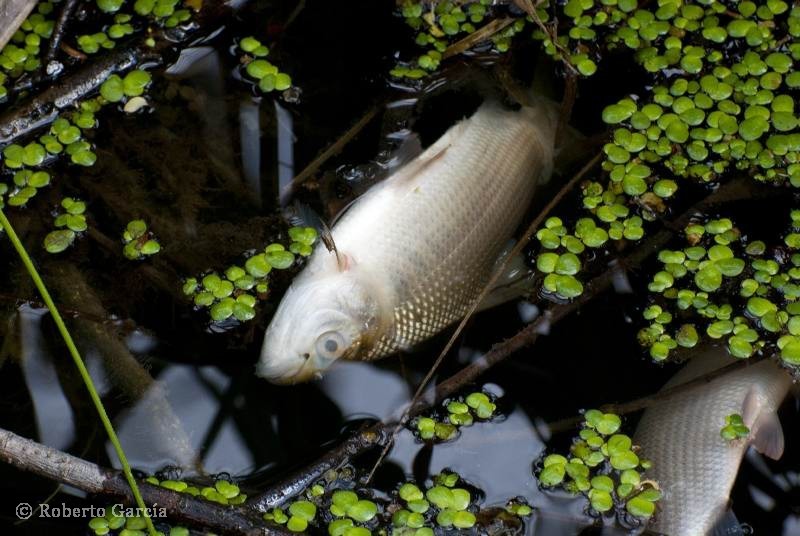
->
19;305;76;452
113;365;253;475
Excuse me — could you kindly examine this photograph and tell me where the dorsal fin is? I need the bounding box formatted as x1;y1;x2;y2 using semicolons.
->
386;140;451;187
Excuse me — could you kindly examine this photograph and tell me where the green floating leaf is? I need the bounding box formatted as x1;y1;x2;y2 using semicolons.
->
43;229;76;253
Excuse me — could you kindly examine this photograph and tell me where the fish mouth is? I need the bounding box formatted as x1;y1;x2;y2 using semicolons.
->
256;357;321;385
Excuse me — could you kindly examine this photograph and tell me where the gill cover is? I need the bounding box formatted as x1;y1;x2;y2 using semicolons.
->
257;253;386;383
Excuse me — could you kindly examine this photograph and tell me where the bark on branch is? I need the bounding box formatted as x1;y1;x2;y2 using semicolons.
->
0;427;291;536
0;0;245;144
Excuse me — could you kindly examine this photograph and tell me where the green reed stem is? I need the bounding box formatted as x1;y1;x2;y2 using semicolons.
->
0;208;156;536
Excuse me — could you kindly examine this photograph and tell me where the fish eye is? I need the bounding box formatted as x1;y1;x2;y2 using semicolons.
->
315;330;348;360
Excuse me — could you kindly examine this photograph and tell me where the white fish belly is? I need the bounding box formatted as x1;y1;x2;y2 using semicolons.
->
634;351;791;536
324;101;557;359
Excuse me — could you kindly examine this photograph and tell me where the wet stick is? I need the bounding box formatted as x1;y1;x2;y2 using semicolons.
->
0;426;287;535
0;208;158;536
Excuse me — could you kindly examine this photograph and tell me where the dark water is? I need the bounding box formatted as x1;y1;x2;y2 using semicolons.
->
0;1;798;535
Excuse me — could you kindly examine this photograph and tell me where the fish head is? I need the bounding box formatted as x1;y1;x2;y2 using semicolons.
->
257;269;382;384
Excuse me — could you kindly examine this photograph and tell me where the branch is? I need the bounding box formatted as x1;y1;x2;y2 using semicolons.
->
0;44;148;144
546;353;768;434
247;426;390;512
0;0;246;144
43;0;81;73
0;427;291;536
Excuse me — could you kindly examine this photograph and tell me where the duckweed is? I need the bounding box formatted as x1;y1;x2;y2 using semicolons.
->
720;413;750;441
237;36;293;95
122;220;161;260
391;1;531;79
100;70;152;103
182;227;317;325
411;388;498;442
639;211;800;370
536;410;660;521
43;198;89;253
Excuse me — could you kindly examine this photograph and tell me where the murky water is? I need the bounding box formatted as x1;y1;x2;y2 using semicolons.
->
0;1;798;535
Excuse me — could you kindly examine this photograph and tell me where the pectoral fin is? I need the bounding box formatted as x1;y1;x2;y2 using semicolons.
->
751;411;785;460
478;242;535;311
741;387;785;460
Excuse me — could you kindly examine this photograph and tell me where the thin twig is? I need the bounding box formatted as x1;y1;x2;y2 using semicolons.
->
279;105;381;205
513;0;578;75
363;152;604;483
43;0;80;70
547;353;769;434
442;17;515;59
0;427;289;536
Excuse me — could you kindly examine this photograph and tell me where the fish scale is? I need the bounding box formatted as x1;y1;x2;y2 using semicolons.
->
634;350;792;535
324;101;558;360
258;98;559;383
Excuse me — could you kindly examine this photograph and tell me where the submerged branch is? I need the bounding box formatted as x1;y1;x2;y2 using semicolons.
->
0;0;247;144
48;262;200;471
43;0;81;71
0;427;288;536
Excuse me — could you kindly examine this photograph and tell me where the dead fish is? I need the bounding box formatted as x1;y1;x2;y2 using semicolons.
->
634;348;793;536
0;0;38;51
258;99;559;383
